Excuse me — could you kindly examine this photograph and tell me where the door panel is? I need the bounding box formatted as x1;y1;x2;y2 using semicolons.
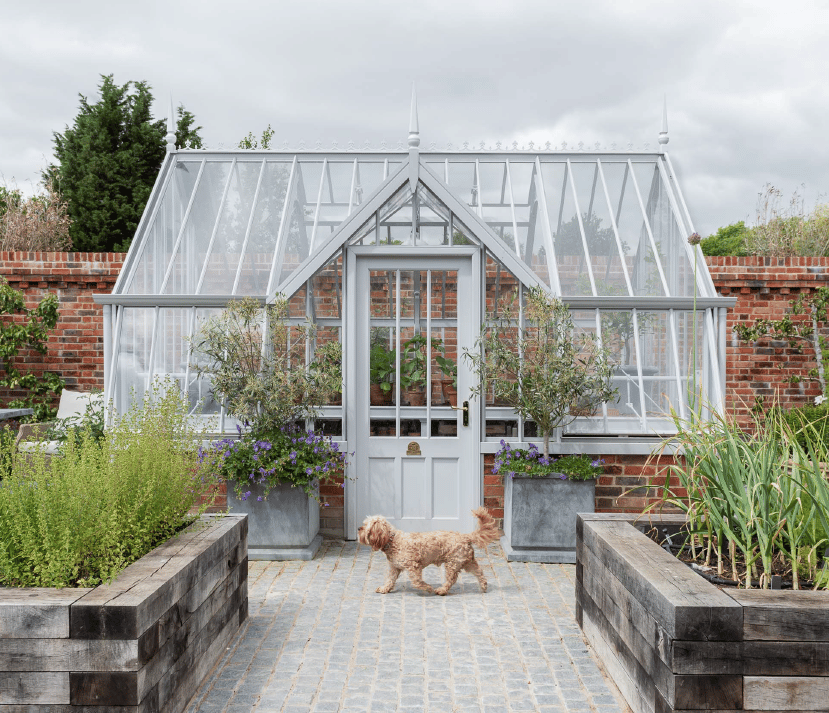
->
353;255;479;534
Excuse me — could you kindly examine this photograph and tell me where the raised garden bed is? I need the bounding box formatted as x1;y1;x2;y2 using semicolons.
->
0;514;248;712
577;512;829;713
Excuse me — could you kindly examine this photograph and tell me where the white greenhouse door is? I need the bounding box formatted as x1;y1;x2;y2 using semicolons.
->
350;254;480;536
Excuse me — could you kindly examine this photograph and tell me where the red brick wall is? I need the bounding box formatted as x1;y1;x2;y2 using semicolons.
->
0;252;126;407
5;253;829;529
707;256;829;425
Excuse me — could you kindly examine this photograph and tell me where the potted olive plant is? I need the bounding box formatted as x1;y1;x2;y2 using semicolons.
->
190;296;347;560
465;286;617;563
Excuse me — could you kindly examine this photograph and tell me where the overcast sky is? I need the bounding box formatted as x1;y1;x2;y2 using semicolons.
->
2;0;826;237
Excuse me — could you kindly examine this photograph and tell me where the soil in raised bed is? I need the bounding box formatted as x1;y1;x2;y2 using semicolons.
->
644;527;829;591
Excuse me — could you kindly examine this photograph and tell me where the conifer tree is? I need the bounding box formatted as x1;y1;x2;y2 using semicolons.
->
45;75;203;252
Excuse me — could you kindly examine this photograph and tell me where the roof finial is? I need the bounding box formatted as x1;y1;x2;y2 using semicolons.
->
165;95;177;153
658;95;669;151
408;84;420;148
408;84;420;191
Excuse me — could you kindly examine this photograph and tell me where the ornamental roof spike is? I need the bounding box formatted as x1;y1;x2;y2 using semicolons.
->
658;94;670;151
408;84;420;190
165;95;176;152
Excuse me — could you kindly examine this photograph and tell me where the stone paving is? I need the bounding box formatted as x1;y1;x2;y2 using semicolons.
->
186;538;628;713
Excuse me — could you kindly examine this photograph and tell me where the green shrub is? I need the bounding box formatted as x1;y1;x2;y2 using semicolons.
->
0;382;220;588
700;221;750;256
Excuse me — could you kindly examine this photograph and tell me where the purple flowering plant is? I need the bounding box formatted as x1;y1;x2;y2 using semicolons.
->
202;423;349;502
493;440;603;481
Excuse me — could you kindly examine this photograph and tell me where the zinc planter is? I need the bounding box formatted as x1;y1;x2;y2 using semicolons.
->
228;480;321;560
0;514;247;712
501;473;595;564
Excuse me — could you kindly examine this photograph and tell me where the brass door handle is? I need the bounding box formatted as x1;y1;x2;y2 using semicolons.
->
450;400;470;427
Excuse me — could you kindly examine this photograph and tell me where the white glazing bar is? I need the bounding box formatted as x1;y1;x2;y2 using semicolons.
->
444;159;449;183
426;269;432;431
664;153;698;238
668;309;688;421
395;269;401;435
706;308;724;412
505;160;521;259
595;309;609;427
566;159;597;296
309;158;328;254
597;159;634;296
534;158;562;296
347;159;357;215
383;159;389;180
518;284;525;440
655;158;711;299
480;249;487;434
106;306;124;422
719;307;727;407
183;307;198;414
628;159;670;297
102;304;111;424
265;157;298;298
474;160;483;219
159;159;206;293
631;308;647;431
144;306;161;393
231;159;267;294
195;157;236;294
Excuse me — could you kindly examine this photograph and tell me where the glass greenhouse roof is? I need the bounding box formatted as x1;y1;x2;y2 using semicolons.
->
114;149;717;301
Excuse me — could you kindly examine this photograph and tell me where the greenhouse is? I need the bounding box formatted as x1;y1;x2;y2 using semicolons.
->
94;101;735;536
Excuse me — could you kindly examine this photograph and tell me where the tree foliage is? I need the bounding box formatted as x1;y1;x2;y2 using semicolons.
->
464;286;617;456
0;277;63;421
188;296;340;431
45;75;203;252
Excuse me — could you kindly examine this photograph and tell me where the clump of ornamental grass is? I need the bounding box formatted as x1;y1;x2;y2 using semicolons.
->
649;408;829;589
0;383;220;588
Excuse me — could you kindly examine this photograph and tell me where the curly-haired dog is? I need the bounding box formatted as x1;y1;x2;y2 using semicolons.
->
357;507;499;595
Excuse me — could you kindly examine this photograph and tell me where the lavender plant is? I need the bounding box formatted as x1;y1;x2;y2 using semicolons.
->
493;440;604;481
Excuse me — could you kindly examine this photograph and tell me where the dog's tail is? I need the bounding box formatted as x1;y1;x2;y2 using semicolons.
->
468;507;500;547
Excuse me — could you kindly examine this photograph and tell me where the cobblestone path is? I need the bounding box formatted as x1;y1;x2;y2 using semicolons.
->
186;539;628;713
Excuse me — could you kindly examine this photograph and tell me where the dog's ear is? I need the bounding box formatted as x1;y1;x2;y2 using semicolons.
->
366;519;389;551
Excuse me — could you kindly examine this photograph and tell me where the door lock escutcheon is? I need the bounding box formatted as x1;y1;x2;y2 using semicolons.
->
450;400;469;427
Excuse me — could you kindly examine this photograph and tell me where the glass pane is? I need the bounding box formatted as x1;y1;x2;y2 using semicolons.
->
478;162;514;252
115;307;155;410
236;161;292;295
312;255;343;319
354;162;386;206
509;161;550;287
602;161;665;297
446;161;477;208
127;161;199;294
198;161;262;294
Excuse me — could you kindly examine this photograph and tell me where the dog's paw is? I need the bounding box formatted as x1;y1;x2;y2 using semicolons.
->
435;587;449;596
376;586;393;594
480;582;488;593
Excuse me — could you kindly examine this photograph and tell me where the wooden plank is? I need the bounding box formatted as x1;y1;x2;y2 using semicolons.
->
744;676;829;711
579;579;665;709
159;598;247;713
579;540;675;700
673;640;829;676
581;605;655;713
136;542;245;665
0;589;91;639
0;638;138;672
0;672;69;704
71;516;244;640
728;589;829;642
69;671;137;707
672;674;742;710
137;563;247;699
580;519;742;641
